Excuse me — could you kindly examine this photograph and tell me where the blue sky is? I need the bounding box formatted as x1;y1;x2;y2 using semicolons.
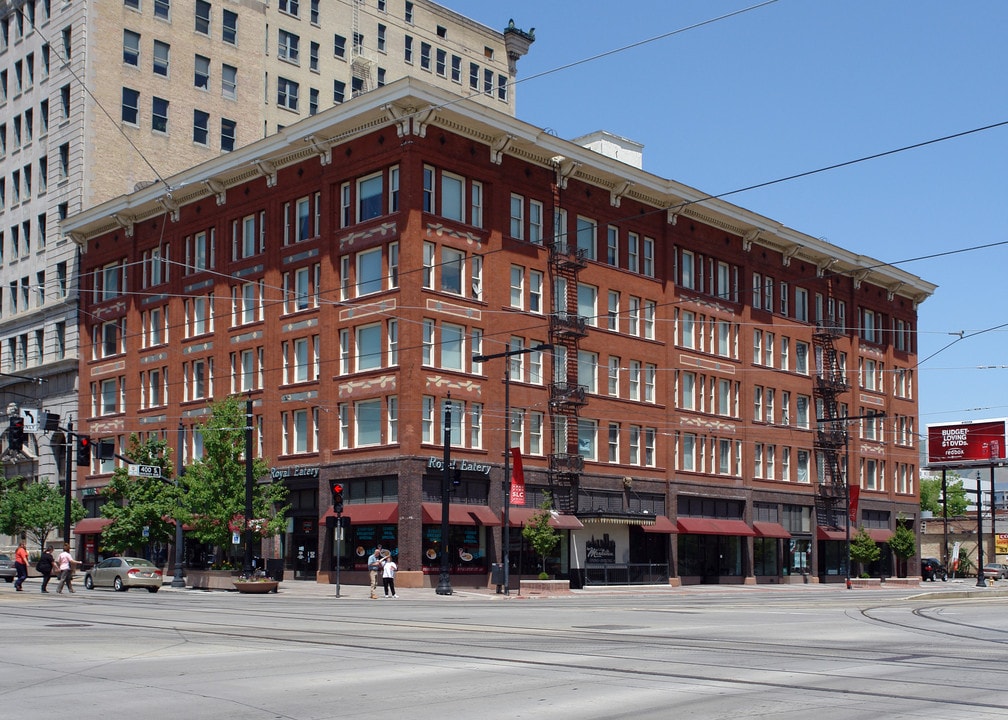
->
448;0;1008;431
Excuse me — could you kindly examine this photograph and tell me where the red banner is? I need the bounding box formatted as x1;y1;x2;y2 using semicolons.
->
509;447;526;506
848;485;860;526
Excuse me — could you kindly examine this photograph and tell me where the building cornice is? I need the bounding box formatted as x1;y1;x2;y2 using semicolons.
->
61;77;935;304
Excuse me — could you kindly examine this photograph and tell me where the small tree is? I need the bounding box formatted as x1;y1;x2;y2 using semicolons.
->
182;395;288;565
100;434;178;556
888;519;917;578
920;475;969;516
521;496;560;579
849;526;881;577
0;476;86;551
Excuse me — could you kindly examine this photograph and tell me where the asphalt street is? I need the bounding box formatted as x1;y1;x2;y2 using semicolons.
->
2;577;1007;719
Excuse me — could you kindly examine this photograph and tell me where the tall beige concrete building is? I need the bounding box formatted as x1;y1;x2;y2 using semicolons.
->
0;0;532;546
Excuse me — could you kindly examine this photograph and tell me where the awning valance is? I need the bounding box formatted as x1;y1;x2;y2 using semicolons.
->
421;502;501;526
816;527;848;541
318;502;399;525
753;521;791;539
507;507;584;529
676;517;755;536
74;517;112;534
641;515;678;534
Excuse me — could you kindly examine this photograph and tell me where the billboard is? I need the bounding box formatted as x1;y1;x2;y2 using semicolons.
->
927;419;1007;466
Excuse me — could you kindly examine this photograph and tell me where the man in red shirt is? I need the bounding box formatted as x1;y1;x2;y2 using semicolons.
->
13;541;28;591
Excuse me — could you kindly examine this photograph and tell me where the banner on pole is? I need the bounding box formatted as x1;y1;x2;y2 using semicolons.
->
509;447;526;506
848;485;860;527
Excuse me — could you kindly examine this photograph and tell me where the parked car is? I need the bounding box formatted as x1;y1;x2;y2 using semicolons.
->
84;557;162;593
0;553;15;582
981;563;1008;580
921;557;947;582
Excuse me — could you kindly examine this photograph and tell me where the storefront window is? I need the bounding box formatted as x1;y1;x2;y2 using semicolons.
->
753;537;780;575
347;524;398;570
422;524;488;574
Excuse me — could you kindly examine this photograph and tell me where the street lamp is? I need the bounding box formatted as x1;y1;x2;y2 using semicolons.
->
172;423;186;588
473;343;553;595
977;470;987;588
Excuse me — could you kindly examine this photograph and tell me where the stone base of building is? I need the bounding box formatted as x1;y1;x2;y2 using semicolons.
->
668;577;682;587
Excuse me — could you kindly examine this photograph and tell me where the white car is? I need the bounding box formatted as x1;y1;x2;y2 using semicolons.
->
84;557;163;593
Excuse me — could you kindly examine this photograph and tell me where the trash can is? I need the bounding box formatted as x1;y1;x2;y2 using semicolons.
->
265;559;285;582
490;563;504;585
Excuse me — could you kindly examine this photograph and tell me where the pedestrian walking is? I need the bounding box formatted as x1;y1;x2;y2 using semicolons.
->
55;543;80;594
367;544;383;599
13;541;28;591
381;553;398;598
36;545;55;593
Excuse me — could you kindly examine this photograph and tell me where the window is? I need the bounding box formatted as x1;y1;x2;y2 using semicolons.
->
220;118;236;151
152;97;168;133
680;250;695;290
440;247;464;295
356;248;383;296
123;30;140;67
642;237;655;277
121;87;139;124
155;0;171;20
628;232;639;272
222;9;237;44
195;0;211;35
192;109;209;145
310;41;319;72
509;194;524;240
153;40;169;76
277;77;299;111
358;173;383;221
795;287;809;322
194;55;210;89
222;64;237;99
279;0;300;17
441;173;464;222
578;284;597;327
576;217;596;260
278;29;300;63
578;418;597;461
420;41;431;70
333;80;346;104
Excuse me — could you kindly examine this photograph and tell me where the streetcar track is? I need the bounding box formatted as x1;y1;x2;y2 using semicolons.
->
5;594;1008;712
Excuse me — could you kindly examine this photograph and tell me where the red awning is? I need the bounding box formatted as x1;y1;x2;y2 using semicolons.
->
642;515;678;534
816;527;848;541
676;517;755;536
318;502;398;525
467;504;502;527
421;502;500;526
74;517;112;534
753;521;791;539
507;507;584;529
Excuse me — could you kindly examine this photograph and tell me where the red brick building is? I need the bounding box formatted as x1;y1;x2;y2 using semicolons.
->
64;78;934;587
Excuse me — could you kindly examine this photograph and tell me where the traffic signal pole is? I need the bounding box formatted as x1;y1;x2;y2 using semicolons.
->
62;421;73;543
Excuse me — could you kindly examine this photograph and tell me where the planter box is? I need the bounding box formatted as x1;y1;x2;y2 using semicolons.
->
233;580;279;594
187;569;239;591
519;579;571;596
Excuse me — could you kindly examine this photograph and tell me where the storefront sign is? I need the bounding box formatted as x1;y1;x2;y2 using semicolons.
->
427;456;493;475
585;534;617;564
270;465;320;480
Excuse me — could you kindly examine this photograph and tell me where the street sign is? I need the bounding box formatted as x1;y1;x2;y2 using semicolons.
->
127;464;163;479
20;408;39;434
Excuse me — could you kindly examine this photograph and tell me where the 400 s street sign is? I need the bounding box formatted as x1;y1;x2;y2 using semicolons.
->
128;464;163;479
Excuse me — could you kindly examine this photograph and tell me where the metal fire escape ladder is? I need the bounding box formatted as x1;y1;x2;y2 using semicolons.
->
546;184;588;514
812;317;849;529
350;0;372;96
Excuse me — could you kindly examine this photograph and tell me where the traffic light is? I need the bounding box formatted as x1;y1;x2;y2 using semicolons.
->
97;439;115;461
331;483;344;514
76;435;92;466
7;416;24;453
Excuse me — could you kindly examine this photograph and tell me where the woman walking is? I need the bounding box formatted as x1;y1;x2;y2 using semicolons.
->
55;543;80;594
13;541;28;591
36;545;55;593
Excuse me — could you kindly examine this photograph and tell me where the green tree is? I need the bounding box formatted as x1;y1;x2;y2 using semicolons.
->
849;526;881;577
920;475;969;516
99;434;178;555
182;395;288;562
0;476;85;551
888;518;917;578
521;495;560;579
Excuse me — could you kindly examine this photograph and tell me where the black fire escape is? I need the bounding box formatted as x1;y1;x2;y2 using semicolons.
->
546;198;588;514
812;316;849;529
